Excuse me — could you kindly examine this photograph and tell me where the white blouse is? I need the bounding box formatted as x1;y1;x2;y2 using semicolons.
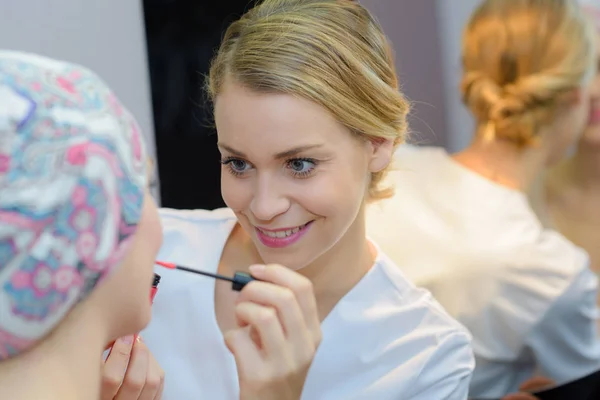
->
141;207;474;399
366;145;600;399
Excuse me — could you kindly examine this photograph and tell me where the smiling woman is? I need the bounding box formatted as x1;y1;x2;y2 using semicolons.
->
139;1;475;399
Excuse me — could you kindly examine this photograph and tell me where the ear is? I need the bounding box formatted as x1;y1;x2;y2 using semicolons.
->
368;138;394;173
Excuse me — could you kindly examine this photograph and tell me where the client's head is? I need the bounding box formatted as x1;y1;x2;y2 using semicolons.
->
0;51;162;361
461;0;596;165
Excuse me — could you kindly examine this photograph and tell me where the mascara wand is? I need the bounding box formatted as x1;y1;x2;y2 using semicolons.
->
155;261;255;291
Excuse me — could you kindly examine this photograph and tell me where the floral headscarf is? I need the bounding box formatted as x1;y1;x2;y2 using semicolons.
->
0;51;147;360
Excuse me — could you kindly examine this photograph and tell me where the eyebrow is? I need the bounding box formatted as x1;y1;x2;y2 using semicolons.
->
218;144;324;159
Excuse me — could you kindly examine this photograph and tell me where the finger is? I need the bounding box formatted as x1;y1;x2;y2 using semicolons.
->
518;376;556;392
249;264;321;345
235;302;287;356
104;340;115;352
501;394;539;400
237;280;308;345
153;378;164;400
224;328;263;380
115;336;149;400
137;338;164;400
101;335;135;400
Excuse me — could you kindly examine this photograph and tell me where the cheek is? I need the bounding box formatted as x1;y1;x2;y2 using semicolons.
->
296;168;367;217
591;76;600;99
144;199;163;255
221;173;251;211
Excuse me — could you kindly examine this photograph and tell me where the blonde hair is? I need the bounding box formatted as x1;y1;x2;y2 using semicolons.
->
207;0;409;201
461;0;596;147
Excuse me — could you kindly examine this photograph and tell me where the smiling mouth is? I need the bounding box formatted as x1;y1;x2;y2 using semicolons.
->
255;222;311;238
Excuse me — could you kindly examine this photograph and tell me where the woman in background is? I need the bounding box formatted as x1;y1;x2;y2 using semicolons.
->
367;0;600;398
140;0;474;399
0;51;164;400
536;0;600;274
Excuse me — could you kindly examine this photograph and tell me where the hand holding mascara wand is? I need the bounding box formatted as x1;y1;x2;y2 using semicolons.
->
106;262;254;354
155;261;256;291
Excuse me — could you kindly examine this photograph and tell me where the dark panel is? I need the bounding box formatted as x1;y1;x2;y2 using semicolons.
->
143;0;251;209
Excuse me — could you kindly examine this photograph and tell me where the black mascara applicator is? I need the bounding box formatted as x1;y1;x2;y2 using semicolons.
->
155;261;255;291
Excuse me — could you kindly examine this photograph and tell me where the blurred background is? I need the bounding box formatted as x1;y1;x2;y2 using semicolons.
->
0;0;481;210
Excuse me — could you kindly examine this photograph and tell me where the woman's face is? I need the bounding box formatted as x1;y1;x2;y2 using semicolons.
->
215;82;392;271
580;33;600;148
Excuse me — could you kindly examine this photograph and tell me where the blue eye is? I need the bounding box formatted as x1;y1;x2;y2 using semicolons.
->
287;158;317;178
221;157;318;178
221;158;251;176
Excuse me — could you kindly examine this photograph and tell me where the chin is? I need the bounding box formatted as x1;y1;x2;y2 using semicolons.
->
253;242;320;271
125;303;153;335
256;249;307;270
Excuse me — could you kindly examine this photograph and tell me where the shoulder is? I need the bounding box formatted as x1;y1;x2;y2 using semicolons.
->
157;207;237;266
159;207;236;238
521;227;588;272
521;228;597;327
507;228;591;311
390;144;445;170
373;254;474;352
466;228;593;350
305;255;474;399
372;255;475;399
159;207;236;225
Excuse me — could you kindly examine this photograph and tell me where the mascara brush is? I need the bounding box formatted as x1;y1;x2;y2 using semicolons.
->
155;261;255;291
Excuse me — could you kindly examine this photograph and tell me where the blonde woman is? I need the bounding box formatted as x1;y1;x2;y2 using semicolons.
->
367;0;599;398
539;0;600;274
135;0;474;399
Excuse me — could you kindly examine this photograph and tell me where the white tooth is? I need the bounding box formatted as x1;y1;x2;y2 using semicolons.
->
261;225;304;239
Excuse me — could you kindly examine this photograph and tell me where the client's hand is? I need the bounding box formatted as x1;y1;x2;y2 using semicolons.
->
225;264;322;400
518;376;556;392
501;394;539;400
498;376;556;400
101;335;165;400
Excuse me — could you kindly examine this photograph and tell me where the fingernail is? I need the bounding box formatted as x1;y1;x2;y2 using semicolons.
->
120;335;134;345
135;335;142;343
248;264;266;274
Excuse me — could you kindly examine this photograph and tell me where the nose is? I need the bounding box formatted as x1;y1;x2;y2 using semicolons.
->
249;174;290;222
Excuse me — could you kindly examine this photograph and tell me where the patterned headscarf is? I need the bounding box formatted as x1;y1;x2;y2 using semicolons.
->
0;51;148;360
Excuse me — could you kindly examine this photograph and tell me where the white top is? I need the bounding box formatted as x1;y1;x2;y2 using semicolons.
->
366;145;600;399
141;207;475;400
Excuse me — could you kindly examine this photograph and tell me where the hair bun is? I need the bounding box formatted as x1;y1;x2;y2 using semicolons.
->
462;71;569;146
460;0;596;147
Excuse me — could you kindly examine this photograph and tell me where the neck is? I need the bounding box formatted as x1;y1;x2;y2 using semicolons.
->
0;306;109;400
565;141;600;191
235;207;374;320
453;134;547;192
297;206;374;319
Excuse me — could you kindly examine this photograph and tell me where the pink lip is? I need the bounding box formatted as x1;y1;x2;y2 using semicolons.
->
589;107;600;125
255;221;313;248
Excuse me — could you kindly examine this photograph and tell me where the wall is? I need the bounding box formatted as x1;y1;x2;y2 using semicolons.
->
435;0;480;151
362;0;481;152
0;0;482;179
362;0;450;147
0;0;158;197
